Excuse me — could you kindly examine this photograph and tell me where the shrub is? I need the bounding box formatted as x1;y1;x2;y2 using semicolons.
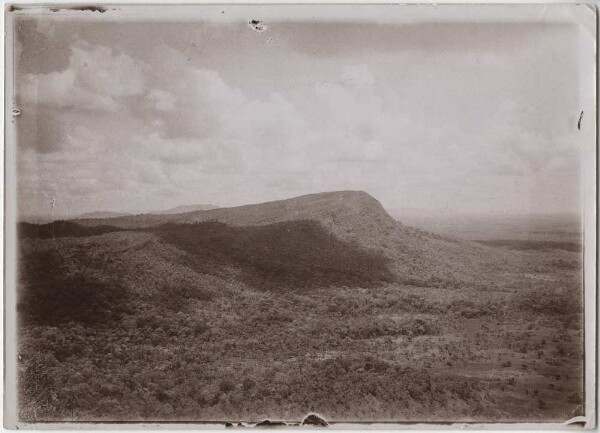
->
513;288;581;317
242;378;255;391
219;379;235;393
18;221;122;240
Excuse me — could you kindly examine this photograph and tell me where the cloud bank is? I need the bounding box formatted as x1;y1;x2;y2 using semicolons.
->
14;17;593;219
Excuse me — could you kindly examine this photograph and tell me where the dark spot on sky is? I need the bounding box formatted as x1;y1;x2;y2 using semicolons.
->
248;20;267;32
577;111;583;130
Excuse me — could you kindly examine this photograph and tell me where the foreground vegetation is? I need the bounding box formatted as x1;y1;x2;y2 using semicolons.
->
17;220;584;422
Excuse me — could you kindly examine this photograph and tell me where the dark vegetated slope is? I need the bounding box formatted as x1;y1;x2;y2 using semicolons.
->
19;221;122;239
18;248;130;327
476;239;581;253
18;230;222;315
153;220;395;290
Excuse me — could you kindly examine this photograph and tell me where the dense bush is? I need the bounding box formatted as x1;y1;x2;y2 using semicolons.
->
19;221;122;239
16;218;583;422
446;299;496;318
339;317;439;339
513;288;580;316
18;250;130;327
156;284;214;312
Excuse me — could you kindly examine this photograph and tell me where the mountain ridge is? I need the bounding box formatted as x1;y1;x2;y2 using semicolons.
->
70;190;523;288
76;190;397;237
174;190;397;241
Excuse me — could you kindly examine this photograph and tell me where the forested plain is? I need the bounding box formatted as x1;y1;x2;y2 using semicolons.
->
16;193;584;423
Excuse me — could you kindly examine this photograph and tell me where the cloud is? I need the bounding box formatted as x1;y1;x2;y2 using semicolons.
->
136;44;245;140
132;133;223;168
133;44;314;177
16;106;67;154
306;65;412;167
19;40;145;112
146;90;176;112
16;40;316;215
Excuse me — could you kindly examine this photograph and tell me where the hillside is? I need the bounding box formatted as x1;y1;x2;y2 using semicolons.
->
17;191;583;423
47;191;569;289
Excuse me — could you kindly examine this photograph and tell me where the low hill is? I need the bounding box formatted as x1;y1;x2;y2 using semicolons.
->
78;211;131;219
151;204;219;215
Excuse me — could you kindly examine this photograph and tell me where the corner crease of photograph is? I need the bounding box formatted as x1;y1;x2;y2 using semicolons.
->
4;3;596;429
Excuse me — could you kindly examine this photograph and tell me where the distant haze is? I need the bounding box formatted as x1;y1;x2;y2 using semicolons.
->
390;207;581;242
12;5;595;220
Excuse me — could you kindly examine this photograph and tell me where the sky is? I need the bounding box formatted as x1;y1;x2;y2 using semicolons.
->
10;5;596;219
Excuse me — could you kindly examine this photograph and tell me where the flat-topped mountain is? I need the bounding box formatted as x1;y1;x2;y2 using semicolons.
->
76;191;398;244
176;191;391;224
174;191;398;243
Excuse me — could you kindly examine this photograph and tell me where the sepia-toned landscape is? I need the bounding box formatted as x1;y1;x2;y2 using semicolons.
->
8;4;594;427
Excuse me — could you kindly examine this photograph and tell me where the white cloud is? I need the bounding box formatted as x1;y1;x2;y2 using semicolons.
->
19;40;145;112
146;90;176;112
